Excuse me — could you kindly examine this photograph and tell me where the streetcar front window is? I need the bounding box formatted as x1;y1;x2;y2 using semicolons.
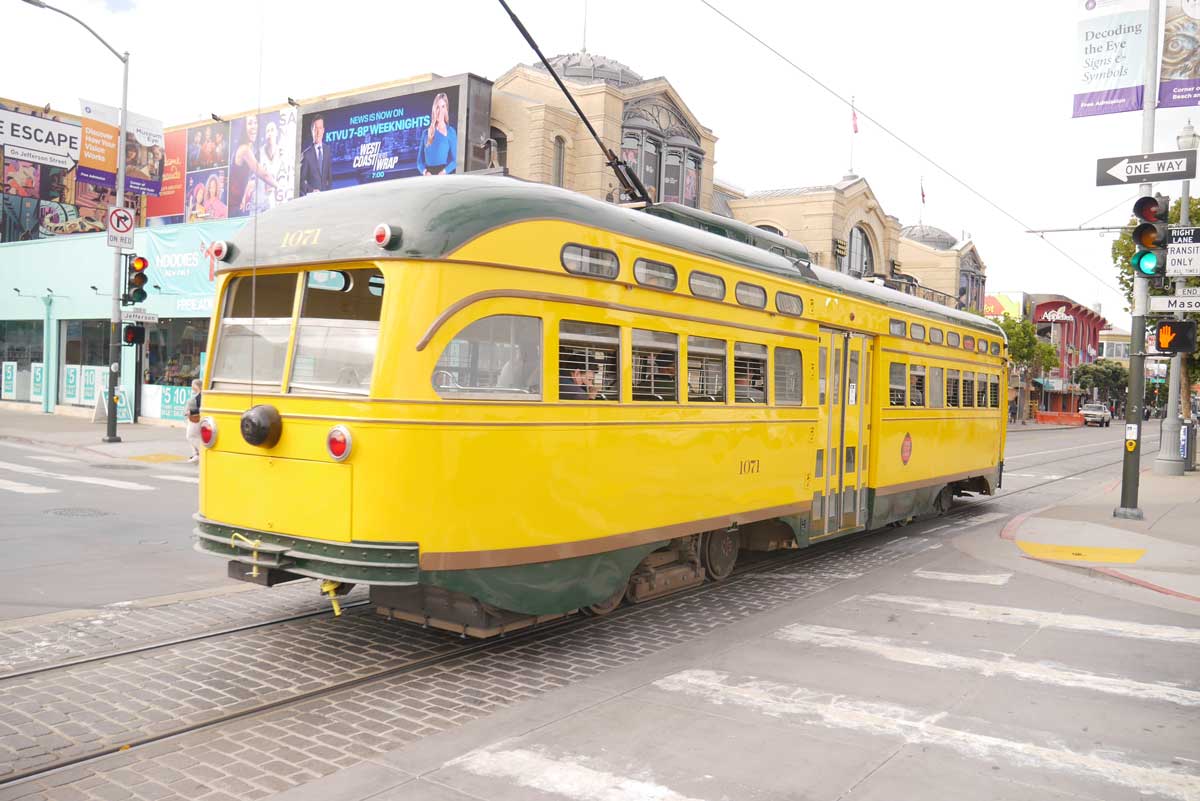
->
289;268;384;396
210;273;298;392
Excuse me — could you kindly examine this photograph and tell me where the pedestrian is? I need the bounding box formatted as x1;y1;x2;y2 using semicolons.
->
185;379;203;462
1008;398;1018;424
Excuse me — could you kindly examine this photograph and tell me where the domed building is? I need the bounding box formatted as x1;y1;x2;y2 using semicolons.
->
897;224;988;313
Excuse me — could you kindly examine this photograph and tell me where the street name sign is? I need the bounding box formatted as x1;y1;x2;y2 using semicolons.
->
122;308;159;324
1149;295;1200;312
1096;149;1197;186
1167;227;1200;276
105;205;134;250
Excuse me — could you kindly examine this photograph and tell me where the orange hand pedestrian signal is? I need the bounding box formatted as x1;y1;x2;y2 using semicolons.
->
1154;321;1197;355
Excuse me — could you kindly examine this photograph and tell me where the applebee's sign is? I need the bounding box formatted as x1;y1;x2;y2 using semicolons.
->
1039;306;1075;323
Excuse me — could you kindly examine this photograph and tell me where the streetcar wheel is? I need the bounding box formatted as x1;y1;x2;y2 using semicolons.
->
935;485;954;516
702;529;740;581
583;581;627;616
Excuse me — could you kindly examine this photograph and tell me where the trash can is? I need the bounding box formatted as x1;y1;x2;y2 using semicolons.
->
1184;419;1198;471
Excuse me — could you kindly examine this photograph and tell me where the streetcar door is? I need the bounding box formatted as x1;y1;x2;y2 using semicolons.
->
816;328;871;537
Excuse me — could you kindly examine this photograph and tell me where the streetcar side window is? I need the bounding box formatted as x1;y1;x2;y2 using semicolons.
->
211;272;299;392
947;332;961;348
633;258;677;291
910;323;926;342
978;338;988;353
889;319;906;337
977;372;988;407
689;271;726;301
818;346;827;404
929;366;944;408
990;341;1001;356
432;315;542;400
989;374;1000;408
930;328;944;345
562;244;619;279
735;282;767;309
963;335;976;351
559;321;620;401
776;292;804;317
290;268;385;396
632;329;678;401
947;369;960;407
687;336;726;402
888;362;906;406
774;347;803;405
962;372;975;407
734;342;767;404
909;365;925;407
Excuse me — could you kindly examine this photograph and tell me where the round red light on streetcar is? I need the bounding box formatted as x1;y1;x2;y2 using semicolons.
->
210;241;229;261
199;418;216;447
373;224;394;248
327;426;351;461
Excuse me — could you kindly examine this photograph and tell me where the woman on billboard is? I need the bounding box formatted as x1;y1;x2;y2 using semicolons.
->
417;93;457;175
232;114;279;215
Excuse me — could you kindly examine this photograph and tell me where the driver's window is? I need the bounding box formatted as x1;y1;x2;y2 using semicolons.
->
432;315;543;400
289;268;383;396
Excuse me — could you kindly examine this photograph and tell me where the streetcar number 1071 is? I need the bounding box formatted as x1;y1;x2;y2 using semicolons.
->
739;459;761;475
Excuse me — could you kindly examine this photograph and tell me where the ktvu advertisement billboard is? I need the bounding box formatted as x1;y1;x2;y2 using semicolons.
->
298;84;461;197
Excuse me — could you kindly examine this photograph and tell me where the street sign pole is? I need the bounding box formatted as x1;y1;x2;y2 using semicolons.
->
104;51;129;443
1156;178;1190;475
1116;0;1159;521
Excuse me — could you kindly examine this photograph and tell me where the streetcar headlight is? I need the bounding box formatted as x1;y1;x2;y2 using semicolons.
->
373;223;400;250
199;417;217;448
327;425;351;461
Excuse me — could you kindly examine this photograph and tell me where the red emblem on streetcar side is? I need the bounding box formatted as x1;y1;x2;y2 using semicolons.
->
900;433;912;465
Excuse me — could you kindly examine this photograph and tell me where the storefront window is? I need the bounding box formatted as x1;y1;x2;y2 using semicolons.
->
145;318;209;387
662;150;683;204
59;320;110;407
642;136;660;202
0;321;44;403
684;156;700;208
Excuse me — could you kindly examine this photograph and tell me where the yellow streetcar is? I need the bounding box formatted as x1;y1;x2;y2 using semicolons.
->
193;175;1007;636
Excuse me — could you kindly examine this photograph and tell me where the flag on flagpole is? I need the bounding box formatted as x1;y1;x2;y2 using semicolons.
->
852;106;858;134
920;178;925;205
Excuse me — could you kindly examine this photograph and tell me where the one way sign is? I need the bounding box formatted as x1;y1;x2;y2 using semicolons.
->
1097;149;1197;186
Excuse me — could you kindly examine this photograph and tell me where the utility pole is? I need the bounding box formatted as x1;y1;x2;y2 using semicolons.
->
1115;0;1160;520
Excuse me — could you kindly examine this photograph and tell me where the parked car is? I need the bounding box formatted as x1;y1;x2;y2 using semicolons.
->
1081;403;1113;427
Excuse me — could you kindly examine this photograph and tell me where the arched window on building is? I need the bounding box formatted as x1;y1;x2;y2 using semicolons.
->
846;225;875;277
756;224;784;236
552;136;566;187
622;95;704;207
489;126;507;170
957;251;985;312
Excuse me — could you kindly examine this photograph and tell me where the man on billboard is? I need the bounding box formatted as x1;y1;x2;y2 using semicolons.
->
300;116;332;195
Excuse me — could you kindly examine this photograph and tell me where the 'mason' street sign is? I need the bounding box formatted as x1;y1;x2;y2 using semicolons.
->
1096;149;1197;186
1149;294;1200;312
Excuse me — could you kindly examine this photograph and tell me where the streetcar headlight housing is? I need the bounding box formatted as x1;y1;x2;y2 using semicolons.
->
199;417;217;448
327;425;352;461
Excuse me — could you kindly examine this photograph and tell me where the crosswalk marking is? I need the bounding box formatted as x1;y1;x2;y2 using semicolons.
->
156;475;199;484
450;746;704;801
26;455;79;465
0;460;154;492
862;594;1200;644
0;478;58;495
775;624;1200;707
912;569;1012;585
654;669;1200;801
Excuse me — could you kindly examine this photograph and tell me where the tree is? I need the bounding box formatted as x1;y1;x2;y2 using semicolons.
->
1075;358;1128;405
1110;195;1200;390
997;314;1061;420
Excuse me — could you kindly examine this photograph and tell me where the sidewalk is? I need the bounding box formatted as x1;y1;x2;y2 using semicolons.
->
1002;464;1200;602
0;405;193;461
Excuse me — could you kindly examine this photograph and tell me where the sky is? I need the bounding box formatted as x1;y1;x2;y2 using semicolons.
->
8;0;1190;324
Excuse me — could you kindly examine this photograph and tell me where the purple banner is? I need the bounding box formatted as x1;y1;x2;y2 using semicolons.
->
76;165;161;197
1158;1;1200;109
1073;85;1144;118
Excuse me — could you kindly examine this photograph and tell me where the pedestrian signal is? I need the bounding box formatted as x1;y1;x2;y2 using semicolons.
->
122;324;145;346
1154;320;1197;354
1130;195;1170;277
124;254;149;306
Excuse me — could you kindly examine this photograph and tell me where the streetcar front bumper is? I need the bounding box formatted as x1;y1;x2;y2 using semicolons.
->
193;514;420;586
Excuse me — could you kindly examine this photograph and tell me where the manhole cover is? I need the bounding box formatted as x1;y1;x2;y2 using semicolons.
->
90;463;147;471
47;508;112;518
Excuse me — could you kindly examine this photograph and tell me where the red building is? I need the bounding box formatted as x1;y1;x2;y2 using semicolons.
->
1029;295;1107;423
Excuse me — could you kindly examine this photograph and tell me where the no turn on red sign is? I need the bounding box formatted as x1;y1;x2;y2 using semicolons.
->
106;205;134;250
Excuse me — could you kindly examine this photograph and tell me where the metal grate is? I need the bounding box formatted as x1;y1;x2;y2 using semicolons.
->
733;342;767;404
687;336;725;402
632;329;678;401
909;365;925;407
962;373;976;408
947;369;960;407
559;321;619;401
989;375;1000;408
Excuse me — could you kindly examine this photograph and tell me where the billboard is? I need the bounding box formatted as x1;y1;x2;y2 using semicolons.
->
1072;0;1149;117
77;100;165;196
227;109;297;217
299;84;460;197
1159;0;1200;107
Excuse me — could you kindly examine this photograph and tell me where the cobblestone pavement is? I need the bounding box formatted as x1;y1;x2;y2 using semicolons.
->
0;581;367;677
0;530;942;801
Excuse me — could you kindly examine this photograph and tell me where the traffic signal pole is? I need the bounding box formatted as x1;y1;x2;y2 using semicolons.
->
1154;176;1188;476
1116;0;1160;520
104;52;130;443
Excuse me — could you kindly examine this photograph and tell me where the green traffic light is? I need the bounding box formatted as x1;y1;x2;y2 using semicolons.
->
130;288;148;303
1131;250;1159;276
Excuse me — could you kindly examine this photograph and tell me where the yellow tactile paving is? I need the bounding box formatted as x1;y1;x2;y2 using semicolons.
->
127;453;188;463
1015;540;1146;564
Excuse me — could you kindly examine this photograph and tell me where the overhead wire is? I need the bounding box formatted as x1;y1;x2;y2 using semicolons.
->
698;0;1122;294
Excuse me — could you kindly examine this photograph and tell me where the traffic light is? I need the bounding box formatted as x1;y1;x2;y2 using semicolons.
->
124;254;149;305
122;323;145;346
1130;195;1170;277
1155;320;1197;355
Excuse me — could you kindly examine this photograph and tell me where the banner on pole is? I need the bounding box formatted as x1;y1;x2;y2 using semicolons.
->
78;99;165;196
1072;0;1150;118
1159;0;1200;107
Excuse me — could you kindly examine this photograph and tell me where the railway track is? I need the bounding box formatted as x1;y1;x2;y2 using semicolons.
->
0;437;1155;789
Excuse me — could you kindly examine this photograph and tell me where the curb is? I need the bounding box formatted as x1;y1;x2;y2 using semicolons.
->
1005;425;1076;433
0;432;190;462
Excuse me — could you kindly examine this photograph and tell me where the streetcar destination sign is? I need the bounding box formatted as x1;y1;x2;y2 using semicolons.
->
1096;149;1197;186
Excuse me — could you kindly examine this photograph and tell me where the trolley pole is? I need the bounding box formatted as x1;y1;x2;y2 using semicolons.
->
1115;0;1160;520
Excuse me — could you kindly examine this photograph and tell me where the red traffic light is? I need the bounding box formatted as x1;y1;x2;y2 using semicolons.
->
1133;196;1164;222
130;256;148;272
122;324;145;346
